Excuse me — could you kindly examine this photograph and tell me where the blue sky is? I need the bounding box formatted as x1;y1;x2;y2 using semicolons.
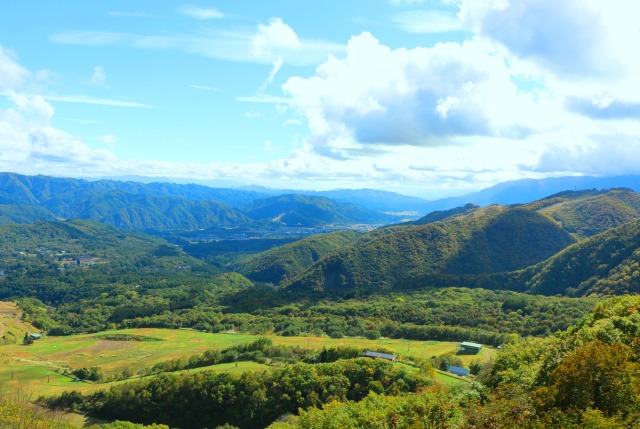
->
1;0;640;198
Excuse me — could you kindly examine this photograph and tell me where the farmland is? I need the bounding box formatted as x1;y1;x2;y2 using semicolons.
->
1;310;493;398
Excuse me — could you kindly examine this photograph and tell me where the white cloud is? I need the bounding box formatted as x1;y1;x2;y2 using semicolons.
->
0;46;30;90
41;94;151;108
261;58;284;90
87;66;107;87
458;0;634;79
178;6;224;20
51;22;344;66
282;32;549;159
0;93;117;169
534;135;640;176
252;18;301;61
190;85;216;91
97;134;119;146
394;10;463;33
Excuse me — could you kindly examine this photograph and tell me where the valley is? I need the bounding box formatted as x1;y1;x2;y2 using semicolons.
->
1;172;640;428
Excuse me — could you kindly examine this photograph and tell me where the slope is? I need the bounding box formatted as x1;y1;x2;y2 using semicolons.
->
244;194;395;227
42;189;253;230
285;204;575;291
528;188;640;238
232;230;362;284
515;218;640;296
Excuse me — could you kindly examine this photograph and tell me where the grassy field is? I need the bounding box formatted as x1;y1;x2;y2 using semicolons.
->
1;297;495;402
0;301;37;345
1;327;494;397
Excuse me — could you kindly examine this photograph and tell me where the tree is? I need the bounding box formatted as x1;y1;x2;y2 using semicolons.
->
534;340;637;417
469;360;483;376
439;357;450;372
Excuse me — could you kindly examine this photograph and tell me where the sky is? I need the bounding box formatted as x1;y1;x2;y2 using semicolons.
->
1;0;640;199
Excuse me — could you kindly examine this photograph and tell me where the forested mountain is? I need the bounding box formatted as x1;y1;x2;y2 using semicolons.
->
239;185;435;213
419;174;640;212
282;189;640;292
0;204;58;225
530;188;640;238
232;230;362;284
41;189;253;230
513;218;640;296
0;172;268;208
0;172;400;230
243;194;395;226
0;218;187;264
285;205;575;291
411;203;479;225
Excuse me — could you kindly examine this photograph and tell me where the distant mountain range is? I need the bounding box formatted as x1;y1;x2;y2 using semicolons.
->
418;175;640;212
0;173;396;230
2;172;640;231
2;183;640;298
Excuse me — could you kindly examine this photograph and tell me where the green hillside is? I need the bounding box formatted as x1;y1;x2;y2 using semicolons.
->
0;204;58;225
528;188;640;238
514;218;640;296
0;172;268;208
0;218;167;260
411;203;479;225
40;190;252;230
232;230;362;284
285;205;575;291
244;194;394;226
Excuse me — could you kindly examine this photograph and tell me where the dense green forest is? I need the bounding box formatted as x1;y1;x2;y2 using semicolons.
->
231;230;362;283
0;173;403;229
40;295;640;428
285;205;576;291
243;194;394;226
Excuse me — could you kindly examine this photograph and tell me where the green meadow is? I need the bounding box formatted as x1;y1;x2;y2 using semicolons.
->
0;327;493;397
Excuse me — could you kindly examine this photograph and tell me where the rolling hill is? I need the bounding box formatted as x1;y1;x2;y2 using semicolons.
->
41;189;253;230
284;204;576;291
281;189;640;293
419;175;640;212
513;218;640;296
0;218;182;262
0;173;401;230
243;194;395;226
232;230;362;284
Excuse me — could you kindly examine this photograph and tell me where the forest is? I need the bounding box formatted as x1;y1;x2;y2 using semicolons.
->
2;180;640;428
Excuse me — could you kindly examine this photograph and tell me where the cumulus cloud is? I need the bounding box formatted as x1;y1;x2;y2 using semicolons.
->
0;93;117;168
534;135;640;176
566;95;640;121
0;46;30;90
282;32;548;158
458;0;625;78
252;18;301;61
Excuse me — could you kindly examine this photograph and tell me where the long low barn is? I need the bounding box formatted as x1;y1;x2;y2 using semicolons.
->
460;341;482;353
362;351;397;362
